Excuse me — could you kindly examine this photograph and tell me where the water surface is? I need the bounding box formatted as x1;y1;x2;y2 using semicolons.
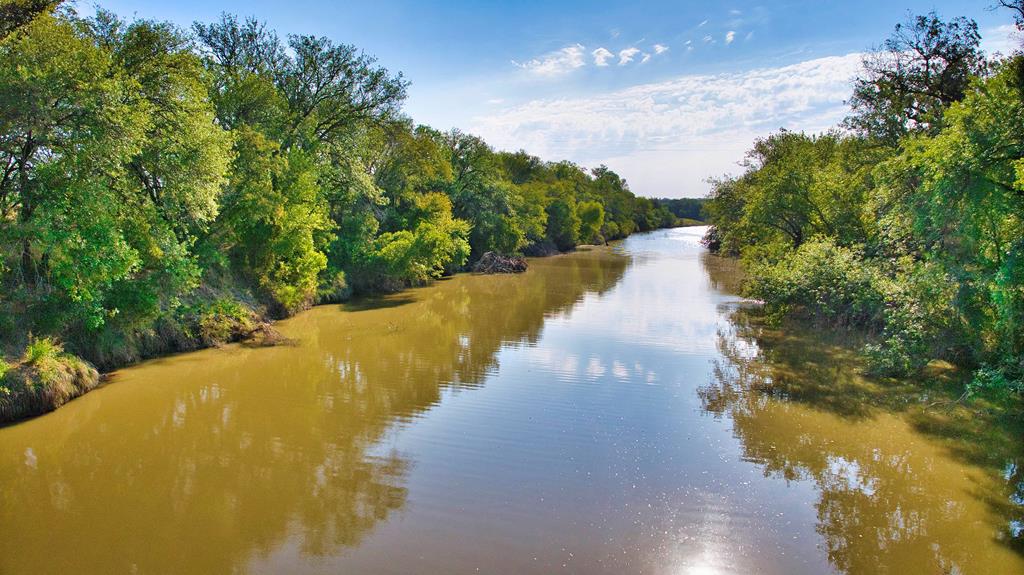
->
1;227;1021;574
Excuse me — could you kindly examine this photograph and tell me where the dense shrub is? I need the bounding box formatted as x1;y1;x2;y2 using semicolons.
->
744;238;884;327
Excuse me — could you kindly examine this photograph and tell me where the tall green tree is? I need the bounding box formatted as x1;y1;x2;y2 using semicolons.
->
0;0;60;40
0;13;146;328
845;11;986;145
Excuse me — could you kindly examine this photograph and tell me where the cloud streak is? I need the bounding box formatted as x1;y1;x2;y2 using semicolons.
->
512;44;586;76
592;47;614;66
618;47;642;65
475;53;863;196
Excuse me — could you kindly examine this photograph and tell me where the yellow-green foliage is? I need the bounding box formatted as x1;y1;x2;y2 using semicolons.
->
577;200;605;244
0;359;10;395
197;299;256;346
22;336;61;365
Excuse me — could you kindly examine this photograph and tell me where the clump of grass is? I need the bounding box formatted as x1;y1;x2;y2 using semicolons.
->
197;298;256;347
0;359;11;400
0;339;100;422
22;336;62;365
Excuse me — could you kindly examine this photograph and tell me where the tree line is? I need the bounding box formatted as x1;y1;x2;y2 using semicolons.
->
0;2;684;377
703;5;1024;395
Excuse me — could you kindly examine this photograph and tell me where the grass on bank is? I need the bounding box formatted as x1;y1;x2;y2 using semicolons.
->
0;337;100;422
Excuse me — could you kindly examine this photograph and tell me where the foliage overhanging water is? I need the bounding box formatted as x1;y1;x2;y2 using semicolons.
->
0;227;1021;574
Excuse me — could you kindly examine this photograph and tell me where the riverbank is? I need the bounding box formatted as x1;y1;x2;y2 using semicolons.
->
2;7;700;424
1;226;1018;573
0;227;688;423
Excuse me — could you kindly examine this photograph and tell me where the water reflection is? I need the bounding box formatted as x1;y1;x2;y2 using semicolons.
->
0;249;629;574
700;298;1024;572
2;230;1022;574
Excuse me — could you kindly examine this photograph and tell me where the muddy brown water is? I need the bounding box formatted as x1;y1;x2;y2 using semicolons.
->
1;227;1021;574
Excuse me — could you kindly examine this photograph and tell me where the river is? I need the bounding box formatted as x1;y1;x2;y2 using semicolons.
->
0;226;1021;574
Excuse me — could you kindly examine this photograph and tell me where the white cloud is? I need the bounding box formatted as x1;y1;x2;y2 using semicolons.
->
618;47;641;65
698;19;709;27
640;53;652;64
703;34;713;43
981;24;1022;56
472;53;863;197
653;43;669;54
725;31;736;45
487;98;505;105
592;47;614;66
513;44;586;77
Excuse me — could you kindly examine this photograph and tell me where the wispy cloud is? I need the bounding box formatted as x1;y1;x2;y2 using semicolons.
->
653;43;669;54
512;44;586;76
698;19;709;27
640;53;652;64
474;53;863;196
981;24;1022;56
592;47;614;66
725;31;736;45
618;47;641;65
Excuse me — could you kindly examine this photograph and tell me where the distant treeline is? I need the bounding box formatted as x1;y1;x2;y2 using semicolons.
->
651;197;707;223
703;7;1024;396
0;2;682;417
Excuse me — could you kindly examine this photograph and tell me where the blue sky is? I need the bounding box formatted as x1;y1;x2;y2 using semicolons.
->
94;1;1019;197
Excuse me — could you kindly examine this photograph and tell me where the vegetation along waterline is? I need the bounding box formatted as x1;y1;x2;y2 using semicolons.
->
1;228;1020;573
0;2;706;421
702;6;1024;405
1;1;1023;571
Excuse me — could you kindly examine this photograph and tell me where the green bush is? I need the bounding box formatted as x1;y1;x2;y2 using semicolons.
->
968;361;1024;396
864;260;961;376
743;238;884;328
22;336;62;365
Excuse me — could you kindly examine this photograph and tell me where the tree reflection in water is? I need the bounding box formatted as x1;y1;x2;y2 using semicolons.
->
0;249;629;574
699;300;1024;573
